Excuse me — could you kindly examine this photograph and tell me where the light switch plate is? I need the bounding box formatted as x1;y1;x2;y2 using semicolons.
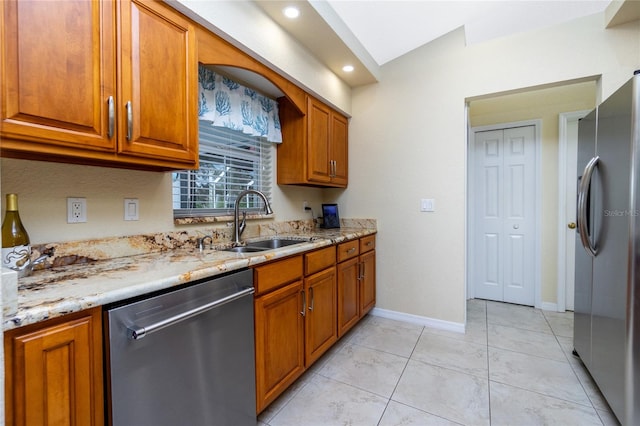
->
420;198;435;212
124;198;139;221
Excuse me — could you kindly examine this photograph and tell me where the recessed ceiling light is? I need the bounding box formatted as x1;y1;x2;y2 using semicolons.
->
283;6;300;19
342;65;354;73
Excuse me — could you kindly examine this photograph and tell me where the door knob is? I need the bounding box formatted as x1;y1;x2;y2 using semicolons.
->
568;222;576;229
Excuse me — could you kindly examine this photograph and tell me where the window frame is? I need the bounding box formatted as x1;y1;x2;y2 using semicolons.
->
172;122;273;219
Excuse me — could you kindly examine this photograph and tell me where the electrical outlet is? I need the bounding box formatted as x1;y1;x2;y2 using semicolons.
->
302;201;309;211
67;197;87;223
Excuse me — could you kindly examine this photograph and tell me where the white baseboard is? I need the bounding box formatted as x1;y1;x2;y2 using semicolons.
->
370;307;465;334
539;302;561;312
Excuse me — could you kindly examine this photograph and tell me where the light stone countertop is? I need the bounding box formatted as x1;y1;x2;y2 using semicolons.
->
3;227;376;330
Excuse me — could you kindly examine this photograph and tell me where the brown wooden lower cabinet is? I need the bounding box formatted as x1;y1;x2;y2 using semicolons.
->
254;279;305;414
337;235;377;337
255;237;376;413
4;307;104;426
304;246;338;366
360;249;376;315
337;256;361;337
254;246;340;414
254;255;305;413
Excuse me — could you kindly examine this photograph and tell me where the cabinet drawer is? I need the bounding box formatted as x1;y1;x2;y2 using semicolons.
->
360;235;376;253
254;255;303;295
337;240;359;263
305;246;336;276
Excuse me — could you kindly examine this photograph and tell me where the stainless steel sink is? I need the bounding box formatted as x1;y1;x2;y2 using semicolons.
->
223;246;268;253
222;238;308;253
245;238;308;249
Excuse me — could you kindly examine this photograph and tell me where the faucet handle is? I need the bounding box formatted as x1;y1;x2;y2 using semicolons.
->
198;235;213;252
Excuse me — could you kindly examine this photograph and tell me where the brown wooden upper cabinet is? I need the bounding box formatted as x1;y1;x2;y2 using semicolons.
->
0;0;198;170
278;96;349;187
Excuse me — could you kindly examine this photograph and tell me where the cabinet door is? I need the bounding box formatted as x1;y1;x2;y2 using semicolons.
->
360;250;376;316
305;266;337;366
1;0;116;152
337;257;360;337
330;112;348;186
306;97;331;183
5;308;104;426
118;0;197;166
254;281;305;413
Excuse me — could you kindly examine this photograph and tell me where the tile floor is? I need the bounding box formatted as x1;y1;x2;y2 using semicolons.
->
257;299;620;426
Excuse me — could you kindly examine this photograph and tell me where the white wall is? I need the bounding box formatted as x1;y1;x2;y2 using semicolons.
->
0;156;327;244
335;14;640;324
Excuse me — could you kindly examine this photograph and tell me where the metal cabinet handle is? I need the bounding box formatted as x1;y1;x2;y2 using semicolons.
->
126;101;133;141
346;247;356;254
127;287;255;340
329;160;336;177
107;96;115;139
300;290;306;317
358;262;365;280
577;156;599;257
309;287;314;311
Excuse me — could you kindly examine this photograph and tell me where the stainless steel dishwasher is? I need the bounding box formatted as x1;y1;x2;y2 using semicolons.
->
105;269;256;426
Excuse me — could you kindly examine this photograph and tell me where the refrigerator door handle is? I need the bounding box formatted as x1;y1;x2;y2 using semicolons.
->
577;155;599;257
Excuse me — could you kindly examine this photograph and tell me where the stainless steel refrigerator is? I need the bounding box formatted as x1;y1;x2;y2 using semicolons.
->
574;70;640;425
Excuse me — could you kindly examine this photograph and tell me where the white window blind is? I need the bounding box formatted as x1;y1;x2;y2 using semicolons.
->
173;121;272;218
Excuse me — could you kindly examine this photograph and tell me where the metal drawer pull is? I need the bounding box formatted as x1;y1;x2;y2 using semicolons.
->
127;287;255;340
107;96;115;138
301;290;306;317
346;247;356;254
126;101;133;141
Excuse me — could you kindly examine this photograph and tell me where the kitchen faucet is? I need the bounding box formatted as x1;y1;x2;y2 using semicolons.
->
233;190;273;245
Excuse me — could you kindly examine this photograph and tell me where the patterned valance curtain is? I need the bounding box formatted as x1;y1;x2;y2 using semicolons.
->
198;65;282;143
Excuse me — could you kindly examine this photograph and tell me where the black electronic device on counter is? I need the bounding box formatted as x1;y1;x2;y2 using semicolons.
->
321;204;340;229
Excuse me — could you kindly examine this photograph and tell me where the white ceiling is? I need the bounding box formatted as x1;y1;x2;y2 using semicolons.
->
255;0;633;87
326;1;611;66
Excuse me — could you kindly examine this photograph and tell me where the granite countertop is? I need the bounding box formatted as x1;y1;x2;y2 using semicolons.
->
4;227;376;330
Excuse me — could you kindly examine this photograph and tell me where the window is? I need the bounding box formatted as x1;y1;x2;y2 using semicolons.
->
172;121;272;218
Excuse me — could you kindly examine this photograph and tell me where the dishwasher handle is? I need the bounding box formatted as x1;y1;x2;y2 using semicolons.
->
127;286;255;340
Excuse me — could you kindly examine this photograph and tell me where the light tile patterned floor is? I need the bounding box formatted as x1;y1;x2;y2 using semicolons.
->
258;300;620;426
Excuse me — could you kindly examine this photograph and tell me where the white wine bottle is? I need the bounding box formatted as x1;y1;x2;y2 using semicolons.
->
1;193;31;275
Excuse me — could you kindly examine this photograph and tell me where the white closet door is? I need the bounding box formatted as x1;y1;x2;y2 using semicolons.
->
474;126;536;305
